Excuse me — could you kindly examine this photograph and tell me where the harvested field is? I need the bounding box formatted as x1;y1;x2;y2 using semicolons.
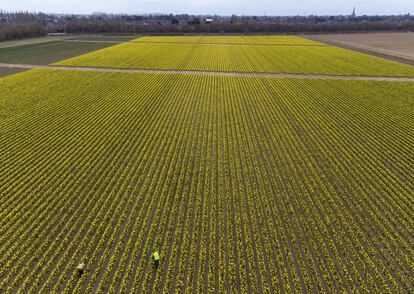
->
307;32;414;65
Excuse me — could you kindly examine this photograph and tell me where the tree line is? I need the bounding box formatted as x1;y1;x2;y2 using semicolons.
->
1;11;413;40
55;20;414;34
0;11;46;41
0;23;46;41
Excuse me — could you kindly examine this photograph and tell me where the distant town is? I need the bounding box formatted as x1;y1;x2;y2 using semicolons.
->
1;9;413;40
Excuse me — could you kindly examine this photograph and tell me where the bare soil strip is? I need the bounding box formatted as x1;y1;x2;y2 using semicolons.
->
0;37;72;49
1;62;413;81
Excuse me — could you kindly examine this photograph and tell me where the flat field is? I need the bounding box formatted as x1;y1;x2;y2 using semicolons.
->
133;35;322;45
0;36;130;77
0;36;71;48
1;35;413;293
0;68;413;293
310;32;414;61
0;40;120;65
66;35;139;42
56;37;414;76
307;32;414;64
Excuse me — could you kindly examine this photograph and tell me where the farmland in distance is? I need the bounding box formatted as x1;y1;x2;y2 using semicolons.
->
55;36;414;77
0;35;138;77
307;32;414;65
132;35;323;45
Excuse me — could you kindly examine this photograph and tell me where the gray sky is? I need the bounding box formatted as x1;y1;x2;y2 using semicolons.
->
1;0;413;15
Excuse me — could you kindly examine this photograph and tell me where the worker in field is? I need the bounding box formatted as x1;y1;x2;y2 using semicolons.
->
152;251;160;268
76;263;85;276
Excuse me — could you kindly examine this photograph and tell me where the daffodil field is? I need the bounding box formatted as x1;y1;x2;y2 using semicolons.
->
55;37;414;77
1;35;413;293
132;35;322;45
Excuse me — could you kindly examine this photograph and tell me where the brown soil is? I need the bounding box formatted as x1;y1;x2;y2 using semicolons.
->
306;32;414;66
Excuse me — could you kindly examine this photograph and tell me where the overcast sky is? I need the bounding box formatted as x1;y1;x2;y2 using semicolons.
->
1;0;413;15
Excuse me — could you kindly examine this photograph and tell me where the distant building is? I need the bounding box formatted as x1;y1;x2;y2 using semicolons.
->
204;18;214;24
351;6;356;18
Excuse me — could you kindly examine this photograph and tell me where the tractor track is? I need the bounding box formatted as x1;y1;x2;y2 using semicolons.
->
1;62;414;81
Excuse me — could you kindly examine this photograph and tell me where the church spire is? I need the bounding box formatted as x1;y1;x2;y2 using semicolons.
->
351;6;356;18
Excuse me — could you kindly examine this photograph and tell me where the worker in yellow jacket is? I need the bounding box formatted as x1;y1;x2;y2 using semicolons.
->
152;251;160;268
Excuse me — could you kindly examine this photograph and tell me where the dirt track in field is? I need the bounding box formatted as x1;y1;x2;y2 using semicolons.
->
0;37;72;49
1;62;414;82
64;40;125;44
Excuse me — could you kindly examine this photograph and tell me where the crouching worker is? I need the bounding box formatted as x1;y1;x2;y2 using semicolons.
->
152;251;160;268
76;263;85;277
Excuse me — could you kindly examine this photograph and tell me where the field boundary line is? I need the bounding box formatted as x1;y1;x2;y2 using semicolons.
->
1;62;414;81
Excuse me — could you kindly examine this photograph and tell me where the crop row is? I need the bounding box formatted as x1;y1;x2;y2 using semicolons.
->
0;69;413;293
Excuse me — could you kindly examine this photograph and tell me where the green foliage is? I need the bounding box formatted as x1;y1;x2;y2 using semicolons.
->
0;40;119;65
0;69;412;293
